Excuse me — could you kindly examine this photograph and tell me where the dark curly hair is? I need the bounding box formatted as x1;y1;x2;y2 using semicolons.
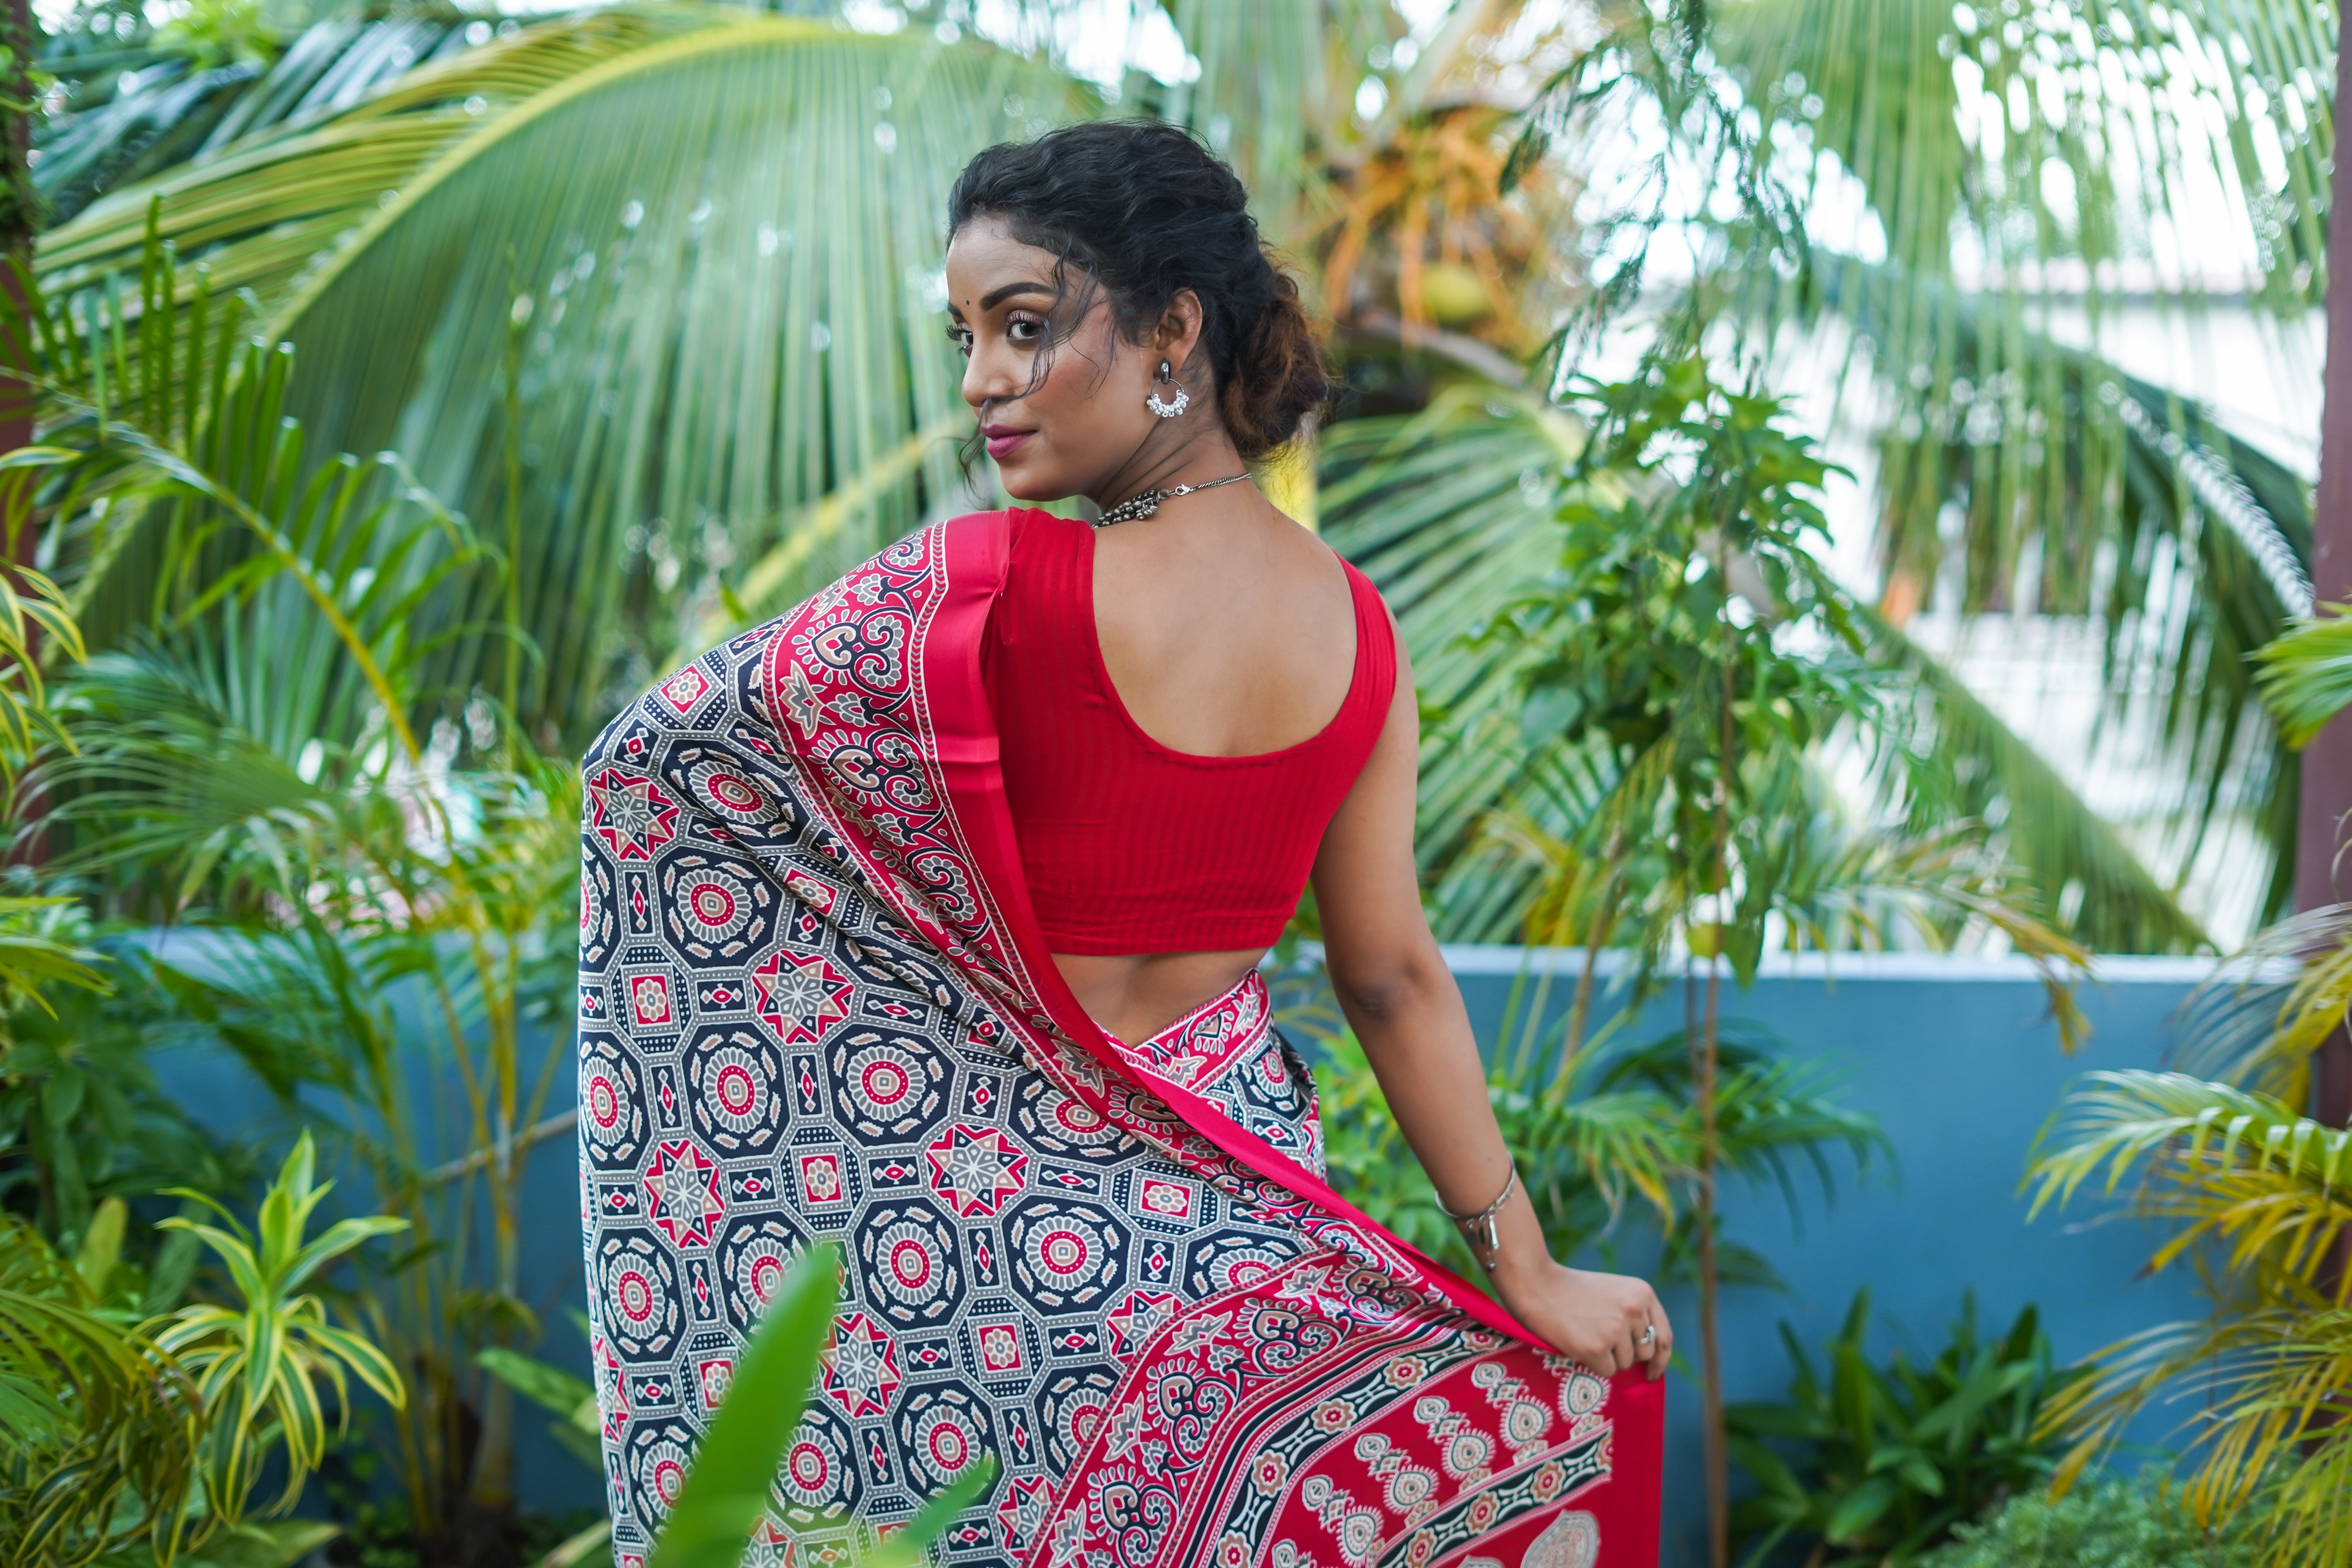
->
946;120;1327;463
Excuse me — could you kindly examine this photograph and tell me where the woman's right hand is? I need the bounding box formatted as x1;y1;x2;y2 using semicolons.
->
1490;1254;1673;1379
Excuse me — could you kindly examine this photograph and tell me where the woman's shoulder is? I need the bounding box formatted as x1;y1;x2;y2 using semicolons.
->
933;505;1089;556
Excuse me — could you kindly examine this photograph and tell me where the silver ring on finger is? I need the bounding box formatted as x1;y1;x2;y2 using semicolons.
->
1641;1324;1657;1346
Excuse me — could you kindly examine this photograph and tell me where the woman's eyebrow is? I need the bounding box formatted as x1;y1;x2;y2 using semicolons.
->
980;280;1056;310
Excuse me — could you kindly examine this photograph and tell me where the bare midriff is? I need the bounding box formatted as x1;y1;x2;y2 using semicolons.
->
1051;949;1266;1045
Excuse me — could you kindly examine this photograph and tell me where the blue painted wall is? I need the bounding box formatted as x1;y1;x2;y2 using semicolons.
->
150;942;2223;1559
1435;947;2219;1568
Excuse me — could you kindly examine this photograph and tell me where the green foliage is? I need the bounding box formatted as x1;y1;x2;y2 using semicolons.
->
33;15;1087;744
0;1213;203;1568
0;934;242;1263
4;199;590;1528
1728;1289;2091;1568
2;1134;403;1567
477;1346;600;1471
2255;604;2352;749
1502;0;2324;928
1916;1479;2249;1568
1318;1018;1882;1285
1472;353;2084;1000
152;1131;407;1527
2;216;485;772
2025;1067;2352;1568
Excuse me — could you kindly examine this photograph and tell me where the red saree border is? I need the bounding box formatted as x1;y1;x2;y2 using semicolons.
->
921;509;1542;1346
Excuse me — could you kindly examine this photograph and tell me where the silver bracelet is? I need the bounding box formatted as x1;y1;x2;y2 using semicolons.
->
1435;1162;1519;1272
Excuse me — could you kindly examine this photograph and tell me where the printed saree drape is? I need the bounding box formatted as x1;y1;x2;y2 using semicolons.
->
578;511;1665;1568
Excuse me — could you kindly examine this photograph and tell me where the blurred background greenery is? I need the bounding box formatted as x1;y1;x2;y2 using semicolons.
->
2;2;2350;1566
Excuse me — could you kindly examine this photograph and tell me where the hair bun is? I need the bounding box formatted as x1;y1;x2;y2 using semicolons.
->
1221;263;1327;461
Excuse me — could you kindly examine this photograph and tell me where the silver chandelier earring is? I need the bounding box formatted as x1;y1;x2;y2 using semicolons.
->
1145;358;1190;419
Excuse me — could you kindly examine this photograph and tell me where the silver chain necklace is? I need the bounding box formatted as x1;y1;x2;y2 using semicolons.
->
1092;472;1252;528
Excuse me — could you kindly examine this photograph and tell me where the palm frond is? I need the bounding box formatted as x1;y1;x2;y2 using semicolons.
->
1823;273;2306;932
2167;902;2349;1106
1145;0;1393;234
1501;2;2320;933
1321;380;2190;956
1708;0;2328;327
2025;1069;2352;1287
1858;603;2213;954
2255;604;2352;748
34;5;492;229
0;1216;204;1568
5;225;486;766
1318;387;1599;937
2028;1065;2352;1564
33;16;1090;742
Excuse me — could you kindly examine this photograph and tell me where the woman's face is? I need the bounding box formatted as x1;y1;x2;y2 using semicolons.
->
944;216;1196;502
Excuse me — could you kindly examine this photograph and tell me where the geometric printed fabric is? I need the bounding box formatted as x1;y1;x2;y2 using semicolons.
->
580;513;1664;1568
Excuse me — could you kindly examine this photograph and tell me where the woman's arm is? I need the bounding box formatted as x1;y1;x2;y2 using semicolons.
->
1310;626;1672;1379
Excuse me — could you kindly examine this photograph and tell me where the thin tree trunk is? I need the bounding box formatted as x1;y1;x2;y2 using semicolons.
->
2303;0;2352;1280
1696;598;1735;1568
3;0;33;462
3;0;47;869
2305;3;2352;1241
1695;950;1726;1568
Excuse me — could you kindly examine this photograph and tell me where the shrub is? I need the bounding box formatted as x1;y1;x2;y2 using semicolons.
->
1919;1479;2249;1568
1728;1288;2089;1566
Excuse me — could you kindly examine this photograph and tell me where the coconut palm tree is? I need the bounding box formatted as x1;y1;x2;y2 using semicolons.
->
1494;0;2328;942
16;0;2328;956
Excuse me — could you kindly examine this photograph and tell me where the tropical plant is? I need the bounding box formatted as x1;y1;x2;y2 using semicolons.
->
1728;1287;2091;1568
478;1343;601;1474
53;669;592;1553
29;11;1088;743
20;0;2316;958
1997;583;2352;1568
0;1130;401;1568
1390;349;2084;1564
2025;1071;2352;1568
0;933;244;1274
32;2;492;231
153;1130;408;1530
4;3;2337;1555
2254;603;2352;750
1494;0;2328;935
0;1210;204;1568
1917;1477;2249;1568
0;216;582;1551
1321;1016;1885;1278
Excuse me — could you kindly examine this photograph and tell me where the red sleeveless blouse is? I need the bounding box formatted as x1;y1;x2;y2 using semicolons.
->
980;508;1398;955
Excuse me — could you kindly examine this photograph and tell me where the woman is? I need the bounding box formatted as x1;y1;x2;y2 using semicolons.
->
581;122;1667;1568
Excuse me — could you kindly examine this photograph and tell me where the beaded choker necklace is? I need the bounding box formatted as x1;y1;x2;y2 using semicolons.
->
1091;472;1251;528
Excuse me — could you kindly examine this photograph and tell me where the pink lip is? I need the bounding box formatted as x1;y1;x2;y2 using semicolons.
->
983;425;1032;461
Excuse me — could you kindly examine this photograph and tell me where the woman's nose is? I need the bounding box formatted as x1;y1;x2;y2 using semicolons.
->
961;345;1019;410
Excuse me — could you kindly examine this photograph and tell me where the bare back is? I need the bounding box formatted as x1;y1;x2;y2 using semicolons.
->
1051;490;1360;1039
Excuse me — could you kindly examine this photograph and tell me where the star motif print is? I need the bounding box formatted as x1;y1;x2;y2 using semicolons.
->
752;951;853;1045
924;1124;1029;1217
588;768;681;860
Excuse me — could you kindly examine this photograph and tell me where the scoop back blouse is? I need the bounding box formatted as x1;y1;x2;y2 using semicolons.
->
980;507;1398;955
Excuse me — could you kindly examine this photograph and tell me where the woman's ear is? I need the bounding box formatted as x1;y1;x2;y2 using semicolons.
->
1154;289;1208;376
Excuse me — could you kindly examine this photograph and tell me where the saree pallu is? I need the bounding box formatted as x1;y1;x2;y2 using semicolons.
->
577;510;1664;1568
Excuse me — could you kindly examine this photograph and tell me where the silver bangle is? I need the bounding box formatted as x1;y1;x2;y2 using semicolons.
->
1435;1162;1519;1272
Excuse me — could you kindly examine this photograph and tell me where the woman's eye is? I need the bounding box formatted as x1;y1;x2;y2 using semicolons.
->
947;325;972;356
1007;317;1042;344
